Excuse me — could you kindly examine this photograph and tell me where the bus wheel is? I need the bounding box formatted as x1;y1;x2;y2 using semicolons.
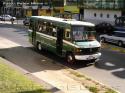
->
37;43;42;51
66;53;75;64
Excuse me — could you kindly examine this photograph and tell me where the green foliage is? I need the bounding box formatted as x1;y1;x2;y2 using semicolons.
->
0;60;49;93
86;86;98;93
64;6;79;13
105;89;117;93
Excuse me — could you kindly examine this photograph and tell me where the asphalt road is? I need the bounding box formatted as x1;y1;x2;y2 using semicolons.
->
75;49;125;93
0;24;125;93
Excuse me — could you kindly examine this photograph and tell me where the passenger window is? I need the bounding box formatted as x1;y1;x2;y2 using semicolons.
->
65;29;71;40
37;21;44;33
52;27;57;37
43;22;47;32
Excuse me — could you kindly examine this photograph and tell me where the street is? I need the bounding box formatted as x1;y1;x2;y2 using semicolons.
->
0;24;125;93
75;49;125;93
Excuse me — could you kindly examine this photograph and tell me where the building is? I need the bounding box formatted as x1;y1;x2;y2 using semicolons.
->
1;0;24;17
21;0;64;17
78;0;125;24
2;0;64;17
1;0;14;15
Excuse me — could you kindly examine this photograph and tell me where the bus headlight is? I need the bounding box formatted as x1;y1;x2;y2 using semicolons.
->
75;48;81;53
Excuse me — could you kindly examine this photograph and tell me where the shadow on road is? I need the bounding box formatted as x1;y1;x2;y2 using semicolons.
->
0;45;93;73
0;46;65;72
28;47;91;69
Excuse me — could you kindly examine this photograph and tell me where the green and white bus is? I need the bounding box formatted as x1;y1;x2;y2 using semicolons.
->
28;16;101;64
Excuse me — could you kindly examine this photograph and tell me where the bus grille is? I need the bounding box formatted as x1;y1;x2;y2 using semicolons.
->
80;47;100;55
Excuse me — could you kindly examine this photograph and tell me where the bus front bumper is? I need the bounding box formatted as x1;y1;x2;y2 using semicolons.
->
75;53;101;61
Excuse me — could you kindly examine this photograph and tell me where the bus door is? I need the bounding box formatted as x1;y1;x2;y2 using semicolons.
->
56;28;64;55
32;21;37;45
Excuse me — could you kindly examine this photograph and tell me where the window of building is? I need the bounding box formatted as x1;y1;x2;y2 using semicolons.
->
100;13;103;18
107;14;110;18
94;13;96;17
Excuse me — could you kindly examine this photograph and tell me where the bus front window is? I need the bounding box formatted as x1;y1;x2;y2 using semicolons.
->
72;26;96;41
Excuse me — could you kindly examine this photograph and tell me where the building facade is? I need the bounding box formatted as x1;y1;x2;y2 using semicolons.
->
1;0;23;17
2;0;64;17
21;0;64;17
78;0;125;24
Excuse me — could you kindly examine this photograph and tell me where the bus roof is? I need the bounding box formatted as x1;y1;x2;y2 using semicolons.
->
31;16;95;27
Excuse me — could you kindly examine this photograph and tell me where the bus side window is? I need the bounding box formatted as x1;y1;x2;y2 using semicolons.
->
52;27;57;37
46;22;53;35
65;29;71;41
43;22;47;33
38;21;42;32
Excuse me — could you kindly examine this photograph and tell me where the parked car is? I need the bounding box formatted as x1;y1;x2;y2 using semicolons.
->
100;31;125;47
23;17;30;26
95;22;114;34
0;15;16;21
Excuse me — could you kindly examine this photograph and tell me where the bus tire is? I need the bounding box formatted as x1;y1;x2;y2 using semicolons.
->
66;53;75;64
37;43;42;51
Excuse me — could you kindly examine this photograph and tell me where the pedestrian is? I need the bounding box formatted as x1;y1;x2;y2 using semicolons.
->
11;18;14;24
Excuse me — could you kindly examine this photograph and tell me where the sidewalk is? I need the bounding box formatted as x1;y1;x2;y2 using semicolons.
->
0;20;23;25
0;57;91;93
0;37;91;93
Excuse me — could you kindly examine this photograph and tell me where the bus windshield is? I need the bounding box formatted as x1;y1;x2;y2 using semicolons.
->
72;26;96;41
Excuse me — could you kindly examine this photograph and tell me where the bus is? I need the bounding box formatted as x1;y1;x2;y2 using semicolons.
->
28;16;101;64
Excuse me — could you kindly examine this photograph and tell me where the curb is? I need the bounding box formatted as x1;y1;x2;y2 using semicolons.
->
47;61;121;93
66;68;121;93
0;57;64;93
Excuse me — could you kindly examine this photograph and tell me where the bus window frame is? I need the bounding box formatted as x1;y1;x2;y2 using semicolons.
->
64;28;71;41
71;25;96;41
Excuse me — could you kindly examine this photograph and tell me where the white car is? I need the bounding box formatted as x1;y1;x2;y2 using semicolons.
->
0;15;16;21
100;31;125;46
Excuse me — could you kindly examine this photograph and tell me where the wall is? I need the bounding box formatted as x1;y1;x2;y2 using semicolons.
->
84;9;122;25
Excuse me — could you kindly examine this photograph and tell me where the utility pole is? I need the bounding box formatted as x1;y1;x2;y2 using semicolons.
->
0;1;3;15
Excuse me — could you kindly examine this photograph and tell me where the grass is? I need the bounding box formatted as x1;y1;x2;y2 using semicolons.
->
86;86;98;93
69;70;85;78
0;58;50;93
64;5;79;13
105;89;118;93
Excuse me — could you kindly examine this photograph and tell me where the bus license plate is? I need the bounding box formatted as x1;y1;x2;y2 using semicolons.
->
88;56;94;60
